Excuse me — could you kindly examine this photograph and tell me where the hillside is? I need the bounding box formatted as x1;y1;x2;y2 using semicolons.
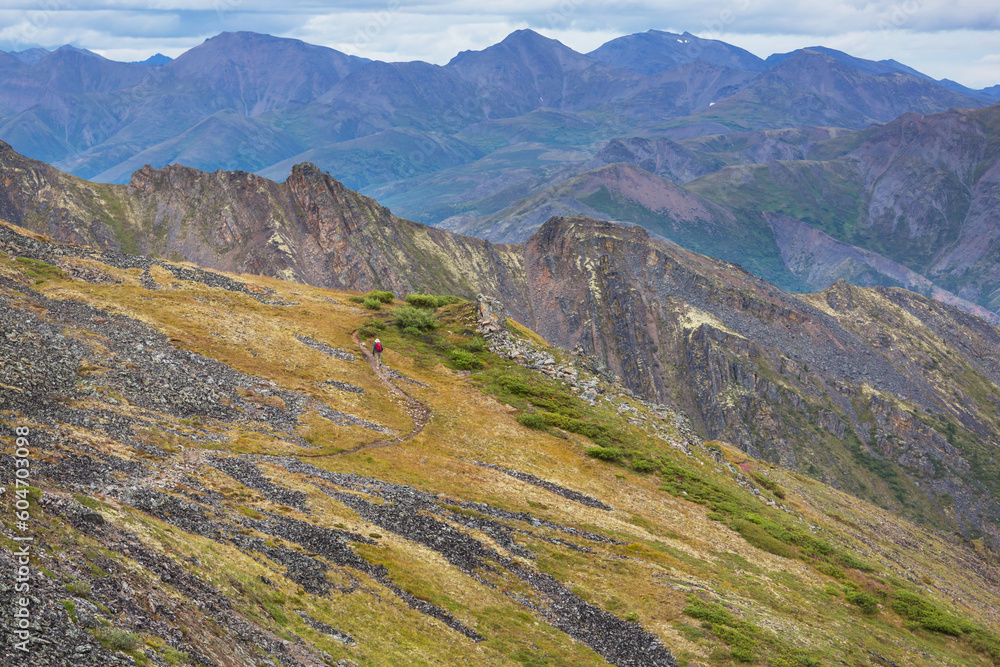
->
1;221;999;666
2;143;1000;554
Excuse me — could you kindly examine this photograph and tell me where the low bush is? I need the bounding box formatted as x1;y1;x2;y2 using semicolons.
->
348;295;364;304
60;599;78;623
366;290;394;304
846;590;879;615
631;459;659;473
362;297;382;310
393;305;438;331
890;590;972;636
659;462;750;517
730;519;798;559
449;349;484;370
684;597;823;666
15;256;66;282
837;552;876;573
586;446;623;462
405;294;462;308
162;646;189;665
94;627;141;652
749;471;786;499
464;337;486;353
518;413;548;430
66;580;91;597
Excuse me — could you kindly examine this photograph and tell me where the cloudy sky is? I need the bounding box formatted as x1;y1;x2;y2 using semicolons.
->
0;0;997;88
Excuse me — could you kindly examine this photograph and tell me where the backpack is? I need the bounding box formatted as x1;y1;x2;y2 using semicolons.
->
375;341;383;352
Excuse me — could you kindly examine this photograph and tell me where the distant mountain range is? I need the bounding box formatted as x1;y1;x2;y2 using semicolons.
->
0;29;994;185
1;29;999;317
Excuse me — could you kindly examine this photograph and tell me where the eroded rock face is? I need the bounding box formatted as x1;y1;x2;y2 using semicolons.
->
0;146;532;319
516;217;1000;547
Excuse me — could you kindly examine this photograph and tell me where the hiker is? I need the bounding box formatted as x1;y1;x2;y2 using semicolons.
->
372;337;383;367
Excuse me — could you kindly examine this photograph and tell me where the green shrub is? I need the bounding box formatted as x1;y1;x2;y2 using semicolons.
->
60;599;78;623
162;646;189;665
586;446;623;462
749;472;785;499
393;305;438;331
631;459;659;473
518;413;548;430
684;598;737;627
837;552;876;573
348;295;365;304
846;590;879;615
366;290;394;303
685;597;822;666
449;349;484;370
660;462;752;517
263;600;289;626
590;435;614;448
15;257;65;282
968;630;1000;662
464;337;486;353
815;562;846;579
402;326;421;336
405;294;440;308
363;297;382;310
714;625;757;662
493;373;534;396
890;590;972;636
405;294;462;308
730;519;798;559
94;627;141;652
66;580;91;597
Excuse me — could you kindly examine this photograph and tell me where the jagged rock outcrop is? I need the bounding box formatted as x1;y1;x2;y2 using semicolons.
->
0;144;532;321
517;217;1000;546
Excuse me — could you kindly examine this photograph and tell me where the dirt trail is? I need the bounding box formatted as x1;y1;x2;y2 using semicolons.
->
319;331;431;456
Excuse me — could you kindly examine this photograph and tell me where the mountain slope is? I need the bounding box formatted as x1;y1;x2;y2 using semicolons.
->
522;217;1000;545
474;104;1000;319
446;29;647;116
1;220;999;666
671;50;988;131
686;103;1000;314
0;141;530;319
3;146;1000;550
163;32;367;116
587;29;766;74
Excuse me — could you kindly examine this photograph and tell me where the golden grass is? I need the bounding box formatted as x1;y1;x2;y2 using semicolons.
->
2;248;997;666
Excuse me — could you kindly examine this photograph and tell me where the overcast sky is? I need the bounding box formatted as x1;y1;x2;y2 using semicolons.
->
0;0;997;88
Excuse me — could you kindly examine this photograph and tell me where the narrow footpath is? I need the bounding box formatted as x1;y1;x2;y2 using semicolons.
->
324;331;431;456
